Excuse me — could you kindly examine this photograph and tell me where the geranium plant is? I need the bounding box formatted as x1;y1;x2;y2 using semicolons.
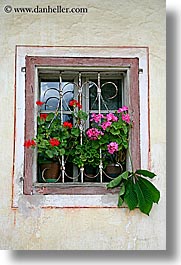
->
103;107;160;215
85;106;131;168
84;106;160;215
68;106;131;170
24;100;86;163
24;99;160;214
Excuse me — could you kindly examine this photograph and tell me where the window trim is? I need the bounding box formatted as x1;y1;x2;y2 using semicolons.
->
24;56;140;195
13;46;149;208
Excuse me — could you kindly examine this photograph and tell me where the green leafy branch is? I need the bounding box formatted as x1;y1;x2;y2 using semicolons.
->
106;169;160;215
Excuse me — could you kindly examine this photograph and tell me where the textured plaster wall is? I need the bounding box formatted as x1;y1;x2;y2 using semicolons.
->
0;0;166;250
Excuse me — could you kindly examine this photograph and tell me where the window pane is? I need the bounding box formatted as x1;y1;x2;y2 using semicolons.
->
40;81;74;112
40;81;59;111
89;79;122;111
62;82;74;111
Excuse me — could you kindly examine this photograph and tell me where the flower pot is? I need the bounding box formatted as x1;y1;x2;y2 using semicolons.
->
105;163;123;179
84;165;99;182
39;161;61;183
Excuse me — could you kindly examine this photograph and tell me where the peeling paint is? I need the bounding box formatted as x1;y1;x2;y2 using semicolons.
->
17;195;45;218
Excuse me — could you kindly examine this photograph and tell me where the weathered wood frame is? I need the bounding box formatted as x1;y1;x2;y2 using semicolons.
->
24;56;140;195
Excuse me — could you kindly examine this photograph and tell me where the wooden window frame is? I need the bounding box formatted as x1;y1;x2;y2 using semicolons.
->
24;56;140;195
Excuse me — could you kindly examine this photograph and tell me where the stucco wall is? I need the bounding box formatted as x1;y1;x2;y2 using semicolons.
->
0;0;166;250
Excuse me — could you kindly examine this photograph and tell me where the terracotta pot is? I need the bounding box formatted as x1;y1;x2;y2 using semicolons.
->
39;161;61;182
105;163;123;178
84;165;99;182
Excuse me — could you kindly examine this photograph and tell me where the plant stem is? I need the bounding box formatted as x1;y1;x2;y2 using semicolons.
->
128;148;134;173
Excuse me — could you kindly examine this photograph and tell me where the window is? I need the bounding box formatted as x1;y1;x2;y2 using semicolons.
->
38;71;124;184
24;57;140;195
13;46;149;208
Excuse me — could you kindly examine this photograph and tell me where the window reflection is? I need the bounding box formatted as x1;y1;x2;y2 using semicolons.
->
40;81;74;112
89;79;122;111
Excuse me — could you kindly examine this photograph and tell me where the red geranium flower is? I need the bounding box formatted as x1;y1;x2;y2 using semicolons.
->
36;101;44;106
63;121;73;129
24;139;36;148
69;99;77;107
69;99;82;109
77;102;82;109
49;138;60;146
40;113;48;120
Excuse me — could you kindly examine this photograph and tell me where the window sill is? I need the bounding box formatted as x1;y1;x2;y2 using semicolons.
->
33;182;119;195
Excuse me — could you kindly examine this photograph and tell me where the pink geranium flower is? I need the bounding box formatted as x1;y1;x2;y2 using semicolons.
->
106;113;118;122
117;106;128;113
90;113;105;123
107;142;118;154
101;121;112;130
122;114;130;124
86;128;104;140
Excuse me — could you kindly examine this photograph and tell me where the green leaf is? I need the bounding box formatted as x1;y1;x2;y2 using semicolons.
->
71;128;80;137
91;141;100;149
110;128;120;135
46;113;55;121
77;110;88;121
106;174;123;189
119;183;125;196
122;171;129;180
124;179;138;210
59;149;65;156
133;181;153;215
118;196;123;207
139;177;160;203
45;150;54;158
136;169;156;179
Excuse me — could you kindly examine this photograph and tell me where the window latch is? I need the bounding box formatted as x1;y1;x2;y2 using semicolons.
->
21;67;26;73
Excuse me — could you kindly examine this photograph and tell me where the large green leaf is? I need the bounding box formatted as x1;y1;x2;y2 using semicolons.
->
119;183;125;196
139;177;160;203
136;169;156;179
121;171;129;180
124;179;138;210
106;174;123;189
118;196;123;207
133;181;153;215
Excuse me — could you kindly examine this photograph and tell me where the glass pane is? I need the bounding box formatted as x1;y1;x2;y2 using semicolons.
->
40;81;74;111
40;81;59;111
63;114;73;123
62;82;74;111
89;79;122;111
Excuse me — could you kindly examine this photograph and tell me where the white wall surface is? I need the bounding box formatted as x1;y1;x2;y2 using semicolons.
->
0;0;166;250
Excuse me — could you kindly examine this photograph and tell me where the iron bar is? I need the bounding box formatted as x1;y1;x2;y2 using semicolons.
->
39;71;121;183
59;73;65;183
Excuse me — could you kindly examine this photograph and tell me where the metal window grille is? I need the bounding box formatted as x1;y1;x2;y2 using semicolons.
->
38;71;126;184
